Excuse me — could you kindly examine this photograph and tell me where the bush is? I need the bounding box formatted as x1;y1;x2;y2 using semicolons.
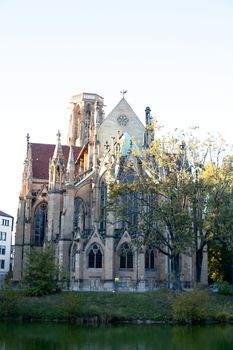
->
4;271;13;286
172;289;208;323
0;290;20;317
215;310;232;322
216;281;233;295
23;245;59;296
63;292;79;320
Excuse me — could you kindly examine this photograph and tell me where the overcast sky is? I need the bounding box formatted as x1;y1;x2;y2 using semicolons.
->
0;0;233;223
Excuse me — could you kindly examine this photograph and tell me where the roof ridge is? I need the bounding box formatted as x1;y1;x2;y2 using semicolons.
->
0;210;14;218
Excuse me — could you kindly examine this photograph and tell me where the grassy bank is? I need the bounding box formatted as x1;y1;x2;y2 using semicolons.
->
1;289;233;324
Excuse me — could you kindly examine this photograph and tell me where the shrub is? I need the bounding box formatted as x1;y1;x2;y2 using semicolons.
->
4;271;13;286
172;289;208;323
215;310;232;322
23;245;59;296
0;290;20;317
63;293;79;320
216;280;233;295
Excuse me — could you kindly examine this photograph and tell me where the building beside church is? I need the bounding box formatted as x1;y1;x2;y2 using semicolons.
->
13;92;207;290
0;210;14;281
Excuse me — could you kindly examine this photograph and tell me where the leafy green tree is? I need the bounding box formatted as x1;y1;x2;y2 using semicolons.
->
109;131;196;290
23;244;59;296
208;243;223;283
108;128;233;289
195;155;233;283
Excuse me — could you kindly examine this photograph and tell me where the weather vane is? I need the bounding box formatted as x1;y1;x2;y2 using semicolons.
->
120;89;127;98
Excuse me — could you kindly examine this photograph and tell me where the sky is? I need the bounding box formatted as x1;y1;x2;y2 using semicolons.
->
0;0;233;226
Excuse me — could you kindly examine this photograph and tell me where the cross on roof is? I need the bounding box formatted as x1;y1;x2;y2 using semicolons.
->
56;130;61;142
120;89;127;99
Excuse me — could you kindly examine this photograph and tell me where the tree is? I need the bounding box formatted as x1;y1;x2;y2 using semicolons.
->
198;155;233;283
108;128;233;289
23;244;59;296
109;131;195;290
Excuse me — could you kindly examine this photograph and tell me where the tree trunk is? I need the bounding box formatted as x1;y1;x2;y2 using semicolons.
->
196;248;203;284
172;254;182;291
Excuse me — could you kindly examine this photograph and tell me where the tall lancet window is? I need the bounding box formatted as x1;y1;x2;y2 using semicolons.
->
121;171;138;230
85;104;91;139
126;192;138;228
74;198;85;233
88;244;103;268
145;246;155;270
33;202;47;246
100;180;107;231
119;243;133;269
71;244;77;272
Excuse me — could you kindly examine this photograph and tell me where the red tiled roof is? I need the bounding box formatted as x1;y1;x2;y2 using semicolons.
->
31;143;81;180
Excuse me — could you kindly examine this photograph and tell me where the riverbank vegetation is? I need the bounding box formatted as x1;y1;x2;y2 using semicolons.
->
1;288;233;324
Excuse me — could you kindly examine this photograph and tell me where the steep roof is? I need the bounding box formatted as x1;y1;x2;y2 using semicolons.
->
31;143;81;180
0;210;14;219
104;97;144;129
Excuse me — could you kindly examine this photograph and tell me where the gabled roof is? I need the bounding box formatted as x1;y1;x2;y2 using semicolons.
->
104;97;144;129
31;143;81;180
0;210;14;219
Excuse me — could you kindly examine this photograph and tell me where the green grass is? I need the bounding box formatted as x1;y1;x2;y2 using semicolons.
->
2;289;233;323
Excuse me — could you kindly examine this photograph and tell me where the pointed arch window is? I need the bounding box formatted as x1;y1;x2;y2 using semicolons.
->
88;244;102;268
74;104;81;140
145;246;155;270
120;170;139;229
71;244;77;272
126;192;138;227
119;243;133;269
33;202;47;246
171;254;182;273
84;104;92;139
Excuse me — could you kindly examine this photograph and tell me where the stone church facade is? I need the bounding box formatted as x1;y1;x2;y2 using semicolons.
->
13;92;207;290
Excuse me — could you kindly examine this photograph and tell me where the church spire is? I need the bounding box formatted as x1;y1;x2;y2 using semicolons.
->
21;133;33;196
53;130;64;160
66;145;75;185
49;130;66;190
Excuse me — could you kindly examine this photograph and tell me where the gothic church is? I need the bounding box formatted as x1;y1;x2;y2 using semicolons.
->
13;92;204;290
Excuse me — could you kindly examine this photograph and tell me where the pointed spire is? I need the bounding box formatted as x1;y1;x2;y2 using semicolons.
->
21;133;32;196
49;131;66;190
26;133;30;151
66;146;75;185
53;130;64;161
26;142;33;192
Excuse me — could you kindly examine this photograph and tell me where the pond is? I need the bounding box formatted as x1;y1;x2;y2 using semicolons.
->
0;321;233;350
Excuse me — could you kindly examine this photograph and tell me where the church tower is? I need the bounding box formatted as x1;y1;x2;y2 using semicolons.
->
67;93;105;147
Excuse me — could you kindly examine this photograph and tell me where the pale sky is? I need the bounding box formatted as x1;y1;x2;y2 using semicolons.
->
0;0;233;225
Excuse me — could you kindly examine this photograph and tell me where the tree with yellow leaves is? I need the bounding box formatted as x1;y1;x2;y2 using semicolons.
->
108;128;233;289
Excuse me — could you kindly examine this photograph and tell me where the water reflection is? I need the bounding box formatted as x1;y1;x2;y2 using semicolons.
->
0;321;233;350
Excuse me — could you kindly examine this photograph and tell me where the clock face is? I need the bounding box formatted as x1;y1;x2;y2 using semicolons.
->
117;114;129;126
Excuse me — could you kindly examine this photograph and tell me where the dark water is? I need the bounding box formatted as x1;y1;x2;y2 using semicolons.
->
0;321;233;350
